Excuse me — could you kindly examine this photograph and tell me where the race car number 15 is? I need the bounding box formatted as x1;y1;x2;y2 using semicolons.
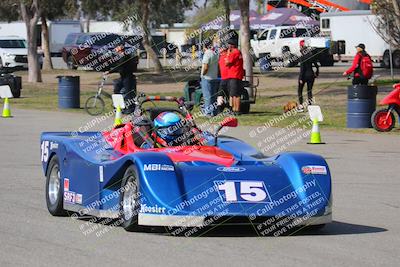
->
41;141;49;162
215;181;271;203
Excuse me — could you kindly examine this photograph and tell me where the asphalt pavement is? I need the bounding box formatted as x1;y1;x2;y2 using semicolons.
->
0;108;399;267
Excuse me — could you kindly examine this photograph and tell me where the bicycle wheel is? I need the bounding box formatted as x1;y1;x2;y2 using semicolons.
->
85;96;105;116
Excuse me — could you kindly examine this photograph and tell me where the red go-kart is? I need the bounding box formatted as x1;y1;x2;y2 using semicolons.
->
371;83;400;132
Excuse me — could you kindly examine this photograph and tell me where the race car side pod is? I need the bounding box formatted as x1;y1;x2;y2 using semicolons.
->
308;118;325;144
2;98;12;118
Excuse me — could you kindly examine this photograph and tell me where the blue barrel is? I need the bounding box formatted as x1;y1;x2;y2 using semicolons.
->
347;85;377;128
58;76;80;109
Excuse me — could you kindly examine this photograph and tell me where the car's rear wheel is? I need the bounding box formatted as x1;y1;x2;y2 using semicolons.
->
120;165;141;231
372;109;396;132
46;155;67;216
67;55;77;70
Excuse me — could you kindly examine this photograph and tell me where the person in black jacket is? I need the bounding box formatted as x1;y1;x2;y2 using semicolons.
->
298;48;319;111
107;45;138;114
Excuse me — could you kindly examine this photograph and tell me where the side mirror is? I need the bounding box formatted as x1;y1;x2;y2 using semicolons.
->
214;117;238;146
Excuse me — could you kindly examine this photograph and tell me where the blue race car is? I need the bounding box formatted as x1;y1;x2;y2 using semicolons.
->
40;95;332;233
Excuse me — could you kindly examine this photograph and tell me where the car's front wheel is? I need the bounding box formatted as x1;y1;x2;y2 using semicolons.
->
46;155;66;216
120;165;141;231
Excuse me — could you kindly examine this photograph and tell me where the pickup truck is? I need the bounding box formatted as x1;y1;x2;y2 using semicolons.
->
251;26;334;67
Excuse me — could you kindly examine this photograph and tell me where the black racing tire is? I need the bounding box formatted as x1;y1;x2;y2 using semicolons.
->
120;165;141;232
85;96;105;116
67;55;77;70
45;155;67;216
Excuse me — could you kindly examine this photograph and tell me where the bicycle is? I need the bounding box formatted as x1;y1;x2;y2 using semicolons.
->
84;73;113;116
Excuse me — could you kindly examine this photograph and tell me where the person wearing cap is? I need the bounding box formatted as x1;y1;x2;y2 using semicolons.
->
224;39;244;115
343;43;371;85
200;40;219;117
108;44;138;114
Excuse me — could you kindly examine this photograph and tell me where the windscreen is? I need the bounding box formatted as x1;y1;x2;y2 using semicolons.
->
0;39;27;48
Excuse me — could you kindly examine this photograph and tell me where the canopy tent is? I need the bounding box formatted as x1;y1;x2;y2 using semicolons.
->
201;8;319;30
201;10;259;30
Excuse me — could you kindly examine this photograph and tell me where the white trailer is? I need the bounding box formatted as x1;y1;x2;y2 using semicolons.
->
0;20;81;56
320;10;399;68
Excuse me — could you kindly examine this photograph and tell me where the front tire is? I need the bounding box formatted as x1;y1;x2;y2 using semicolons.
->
371;109;396;132
85;96;105;116
46;155;66;216
120;165;141;231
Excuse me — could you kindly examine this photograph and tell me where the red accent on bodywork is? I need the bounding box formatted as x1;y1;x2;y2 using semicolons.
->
102;123;235;166
380;85;400;106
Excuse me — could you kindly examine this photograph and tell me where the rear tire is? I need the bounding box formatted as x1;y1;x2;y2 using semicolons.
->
393;50;400;68
120;165;141;232
46;155;67;216
85;96;105;116
371;109;396;132
67;55;77;70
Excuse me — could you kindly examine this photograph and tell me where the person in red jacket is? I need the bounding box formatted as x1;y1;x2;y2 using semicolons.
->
217;44;229;113
343;43;370;85
225;39;244;115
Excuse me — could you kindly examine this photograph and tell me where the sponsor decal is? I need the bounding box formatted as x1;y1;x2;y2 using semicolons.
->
302;165;327;175
64;191;75;203
50;142;58;150
75;194;83;205
140;204;166;214
144;164;174;172
64;178;69;191
217;167;246;172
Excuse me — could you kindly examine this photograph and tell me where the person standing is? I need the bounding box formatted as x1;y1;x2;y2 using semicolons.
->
108;45;138;114
200;41;219;117
343;43;373;85
217;44;229;113
298;48;319;111
225;39;244;115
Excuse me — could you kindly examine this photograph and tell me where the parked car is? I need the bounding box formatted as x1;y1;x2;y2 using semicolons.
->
320;10;400;68
251;25;334;67
62;32;139;71
136;34;177;59
0;36;43;70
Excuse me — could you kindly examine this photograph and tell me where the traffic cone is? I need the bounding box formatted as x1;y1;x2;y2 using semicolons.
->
308;118;325;144
114;105;123;126
2;98;12;118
